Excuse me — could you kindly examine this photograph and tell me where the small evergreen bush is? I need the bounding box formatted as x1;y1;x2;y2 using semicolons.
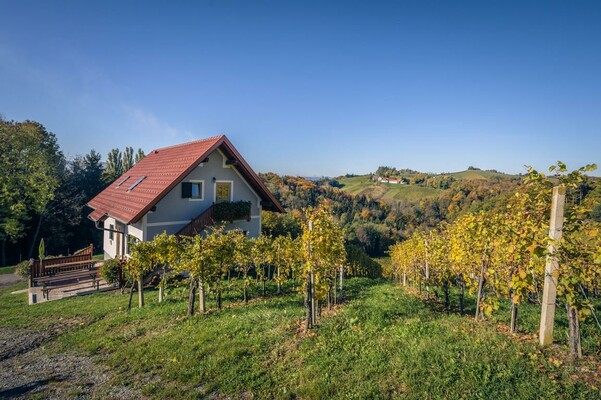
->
100;258;121;285
15;259;32;279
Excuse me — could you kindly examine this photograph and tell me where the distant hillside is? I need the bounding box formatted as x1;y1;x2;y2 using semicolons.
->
337;169;518;202
260;171;524;257
337;175;442;201
447;169;518;180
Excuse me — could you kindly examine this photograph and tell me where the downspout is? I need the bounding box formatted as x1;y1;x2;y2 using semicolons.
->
91;218;128;259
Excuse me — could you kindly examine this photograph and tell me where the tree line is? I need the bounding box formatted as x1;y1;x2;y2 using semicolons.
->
260;172;528;258
0;118;144;266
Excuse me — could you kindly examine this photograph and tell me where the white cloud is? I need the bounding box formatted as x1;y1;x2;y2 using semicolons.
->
122;105;195;146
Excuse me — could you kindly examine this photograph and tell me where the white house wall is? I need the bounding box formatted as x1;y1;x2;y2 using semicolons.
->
144;149;261;239
103;217;117;259
102;216;143;259
127;222;144;242
229;217;261;237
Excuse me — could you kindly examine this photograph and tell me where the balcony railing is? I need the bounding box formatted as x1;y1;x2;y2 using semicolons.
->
177;201;251;236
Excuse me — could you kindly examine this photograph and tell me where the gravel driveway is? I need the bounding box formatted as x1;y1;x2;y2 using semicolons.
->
0;283;143;399
0;274;23;289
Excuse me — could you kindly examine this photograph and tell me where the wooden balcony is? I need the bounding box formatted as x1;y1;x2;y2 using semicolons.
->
177;201;251;237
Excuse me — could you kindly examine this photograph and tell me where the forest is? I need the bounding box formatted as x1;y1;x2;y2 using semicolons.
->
0;118;143;266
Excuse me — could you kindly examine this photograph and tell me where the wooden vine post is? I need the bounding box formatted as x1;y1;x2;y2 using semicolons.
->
539;185;566;346
305;220;314;331
424;239;430;300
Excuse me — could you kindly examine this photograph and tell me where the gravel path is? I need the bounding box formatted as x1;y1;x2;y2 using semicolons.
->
0;274;22;289
0;324;143;399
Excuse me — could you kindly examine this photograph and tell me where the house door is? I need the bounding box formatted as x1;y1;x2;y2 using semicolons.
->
215;182;232;203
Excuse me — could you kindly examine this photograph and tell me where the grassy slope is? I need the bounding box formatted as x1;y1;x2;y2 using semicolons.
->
337;170;517;202
338;176;441;201
0;266;16;275
448;170;516;180
1;279;598;399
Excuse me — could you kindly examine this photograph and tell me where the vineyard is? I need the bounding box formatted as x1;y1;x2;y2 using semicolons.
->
2;277;600;398
3;163;600;397
388;163;601;358
110;203;347;331
116;163;600;357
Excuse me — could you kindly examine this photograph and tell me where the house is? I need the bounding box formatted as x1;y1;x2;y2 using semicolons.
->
376;176;406;185
87;135;285;259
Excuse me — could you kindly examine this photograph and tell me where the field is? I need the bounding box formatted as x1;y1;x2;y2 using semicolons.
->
337;176;442;201
447;170;517;180
1;278;599;399
336;169;518;202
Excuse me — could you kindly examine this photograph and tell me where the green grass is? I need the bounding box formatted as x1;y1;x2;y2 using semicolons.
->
279;284;596;399
0;265;16;275
338;176;441;201
0;278;598;399
448;170;516;180
337;170;518;202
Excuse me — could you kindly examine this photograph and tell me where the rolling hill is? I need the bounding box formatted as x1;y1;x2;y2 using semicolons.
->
337;175;442;201
447;169;518;180
336;169;518;202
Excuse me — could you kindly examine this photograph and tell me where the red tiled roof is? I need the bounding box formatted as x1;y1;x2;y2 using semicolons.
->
88;135;285;224
88;208;108;222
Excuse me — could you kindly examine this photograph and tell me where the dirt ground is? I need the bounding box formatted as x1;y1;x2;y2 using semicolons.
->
0;289;143;399
0;274;22;290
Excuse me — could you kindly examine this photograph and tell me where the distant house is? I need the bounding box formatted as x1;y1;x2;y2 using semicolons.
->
87;135;285;259
376;176;405;184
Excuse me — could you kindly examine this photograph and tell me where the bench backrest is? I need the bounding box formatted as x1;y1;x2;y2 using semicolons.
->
30;244;94;285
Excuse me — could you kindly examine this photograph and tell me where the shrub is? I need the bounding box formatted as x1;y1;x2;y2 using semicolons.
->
99;258;122;285
15;259;32;279
214;201;251;222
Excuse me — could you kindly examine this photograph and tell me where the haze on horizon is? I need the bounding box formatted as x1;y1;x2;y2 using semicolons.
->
1;0;600;177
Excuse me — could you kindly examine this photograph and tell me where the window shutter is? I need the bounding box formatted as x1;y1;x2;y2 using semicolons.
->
182;182;192;198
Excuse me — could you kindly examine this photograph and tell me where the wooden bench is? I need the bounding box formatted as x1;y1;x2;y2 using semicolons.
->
41;278;102;299
42;259;99;272
33;268;98;285
31;260;100;284
34;269;101;299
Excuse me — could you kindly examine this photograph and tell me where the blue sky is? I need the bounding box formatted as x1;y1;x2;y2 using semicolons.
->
1;0;600;177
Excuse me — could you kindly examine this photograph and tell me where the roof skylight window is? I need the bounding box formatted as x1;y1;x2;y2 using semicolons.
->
127;176;146;191
116;176;131;188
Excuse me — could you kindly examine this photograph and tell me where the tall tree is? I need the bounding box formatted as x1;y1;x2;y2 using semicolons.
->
27;158;83;258
0;120;62;265
103;147;145;184
29;150;107;257
134;148;145;163
103;148;122;184
122;146;134;171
